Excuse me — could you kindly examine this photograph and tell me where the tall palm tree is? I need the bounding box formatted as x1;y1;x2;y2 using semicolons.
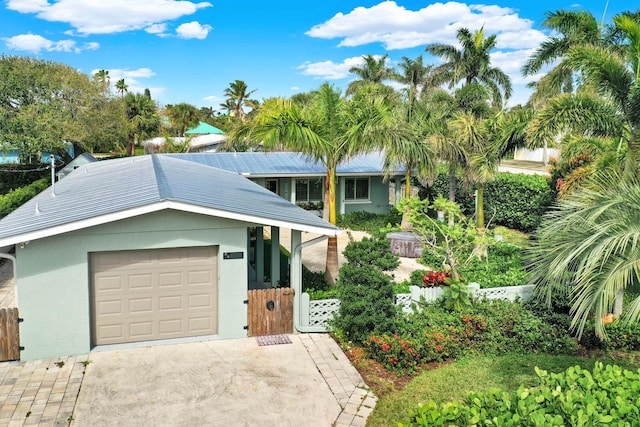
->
167;102;199;137
426;27;512;106
236;83;388;284
93;69;110;94
223;80;257;122
346;54;396;96
115;78;128;97
528;15;640;340
124;92;161;156
529;15;640;179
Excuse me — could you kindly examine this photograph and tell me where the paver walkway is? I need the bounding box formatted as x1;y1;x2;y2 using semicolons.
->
0;260;16;308
300;333;377;427
0;356;88;426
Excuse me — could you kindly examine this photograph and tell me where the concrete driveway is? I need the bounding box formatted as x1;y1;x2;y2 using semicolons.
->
73;335;347;426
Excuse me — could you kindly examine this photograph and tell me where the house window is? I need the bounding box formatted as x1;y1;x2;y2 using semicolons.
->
345;178;369;201
296;178;323;202
265;179;278;194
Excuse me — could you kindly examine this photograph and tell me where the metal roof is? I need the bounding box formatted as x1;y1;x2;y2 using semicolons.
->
185;122;225;135
168;151;404;177
0;155;339;247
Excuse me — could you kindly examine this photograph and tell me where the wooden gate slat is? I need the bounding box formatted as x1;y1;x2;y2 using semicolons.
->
0;308;20;361
247;288;294;337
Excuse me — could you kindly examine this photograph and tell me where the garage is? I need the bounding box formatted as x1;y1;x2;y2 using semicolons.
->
90;246;218;346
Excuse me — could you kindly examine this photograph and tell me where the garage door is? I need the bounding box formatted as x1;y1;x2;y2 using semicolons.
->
90;246;218;346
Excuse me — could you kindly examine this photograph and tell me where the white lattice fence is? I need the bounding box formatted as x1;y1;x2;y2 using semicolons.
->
301;284;535;331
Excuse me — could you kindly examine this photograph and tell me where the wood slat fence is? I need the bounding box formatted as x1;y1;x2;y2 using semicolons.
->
247;288;294;336
0;307;20;361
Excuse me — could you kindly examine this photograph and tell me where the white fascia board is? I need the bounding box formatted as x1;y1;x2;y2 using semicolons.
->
0;201;340;247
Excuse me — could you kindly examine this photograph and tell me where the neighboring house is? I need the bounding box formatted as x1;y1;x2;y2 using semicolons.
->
55;152;97;180
0;155;338;360
170;151;406;215
144;122;228;153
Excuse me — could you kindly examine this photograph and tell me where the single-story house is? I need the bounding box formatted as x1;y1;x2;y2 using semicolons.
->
144;122;228;153
169;151;406;216
0;154;338;360
55;152;97;180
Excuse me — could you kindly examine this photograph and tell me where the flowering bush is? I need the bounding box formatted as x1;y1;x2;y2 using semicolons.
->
421;270;450;287
367;334;422;374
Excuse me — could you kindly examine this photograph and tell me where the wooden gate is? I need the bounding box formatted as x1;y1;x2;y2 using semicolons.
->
247;288;294;336
0;308;21;361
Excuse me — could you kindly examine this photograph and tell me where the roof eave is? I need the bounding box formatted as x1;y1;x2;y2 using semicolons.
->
0;200;340;247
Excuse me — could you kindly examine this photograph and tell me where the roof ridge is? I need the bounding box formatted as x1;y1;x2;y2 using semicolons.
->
151;155;172;200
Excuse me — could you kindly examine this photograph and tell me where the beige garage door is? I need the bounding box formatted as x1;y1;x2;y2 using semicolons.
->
90;246;218;346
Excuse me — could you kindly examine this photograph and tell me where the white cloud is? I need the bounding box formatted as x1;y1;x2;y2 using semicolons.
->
306;1;545;51
176;21;212;39
6;0;212;35
145;23;168;36
203;95;220;103
4;33;98;53
291;86;300;91
297;55;387;80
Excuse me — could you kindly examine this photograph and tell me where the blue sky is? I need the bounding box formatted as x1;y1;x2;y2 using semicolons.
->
0;1;628;110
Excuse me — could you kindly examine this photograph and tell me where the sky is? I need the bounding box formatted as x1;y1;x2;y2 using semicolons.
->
0;0;630;111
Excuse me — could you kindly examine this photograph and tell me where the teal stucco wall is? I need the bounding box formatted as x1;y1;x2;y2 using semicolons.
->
15;209;250;360
339;176;393;215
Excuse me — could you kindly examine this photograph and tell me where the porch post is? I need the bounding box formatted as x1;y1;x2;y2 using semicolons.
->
290;229;302;328
270;226;280;287
290;178;296;204
256;226;264;283
339;177;346;215
395;176;402;205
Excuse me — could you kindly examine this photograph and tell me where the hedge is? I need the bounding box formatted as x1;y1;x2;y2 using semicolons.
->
0;164;50;195
0;178;50;218
422;172;555;232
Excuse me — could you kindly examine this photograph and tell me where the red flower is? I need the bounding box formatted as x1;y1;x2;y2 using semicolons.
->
436;345;444;352
381;343;391;352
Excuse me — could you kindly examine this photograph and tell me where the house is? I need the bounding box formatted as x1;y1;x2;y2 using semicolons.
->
55;152;97;180
0;155;338;360
170;151;406;215
143;122;228;153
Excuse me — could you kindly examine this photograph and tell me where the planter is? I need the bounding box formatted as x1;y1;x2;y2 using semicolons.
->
386;231;423;258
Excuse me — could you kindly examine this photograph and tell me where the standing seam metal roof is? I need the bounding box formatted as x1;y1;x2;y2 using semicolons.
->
0;155;338;246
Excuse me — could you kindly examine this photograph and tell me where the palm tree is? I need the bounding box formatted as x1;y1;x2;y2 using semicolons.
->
236;83;388;284
346;54;396;96
528;15;640;179
529;172;640;339
426;27;512;107
115;79;128;97
93;69;110;94
124;92;161;156
528;15;640;340
167;102;199;137
392;55;432;120
223;80;257;122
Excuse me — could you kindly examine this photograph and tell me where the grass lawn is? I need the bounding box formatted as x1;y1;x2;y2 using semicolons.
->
493;225;530;247
365;353;640;426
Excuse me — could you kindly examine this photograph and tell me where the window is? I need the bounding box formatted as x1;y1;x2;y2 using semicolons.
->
296;178;323;202
345;178;369;201
265;179;278;194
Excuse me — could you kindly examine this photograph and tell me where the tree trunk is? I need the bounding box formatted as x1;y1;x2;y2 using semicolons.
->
448;166;456;202
322;170;330;221
476;184;485;230
325;167;340;285
325;236;339;286
126;134;135;156
405;169;412;198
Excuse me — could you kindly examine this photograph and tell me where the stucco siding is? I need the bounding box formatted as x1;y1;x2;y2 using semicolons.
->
341;176;393;215
16;209;249;360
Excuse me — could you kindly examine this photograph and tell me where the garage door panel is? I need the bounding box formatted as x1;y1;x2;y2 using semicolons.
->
91;246;218;346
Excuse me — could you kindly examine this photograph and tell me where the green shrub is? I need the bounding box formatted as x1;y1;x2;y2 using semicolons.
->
0;164;49;195
367;334;422;374
302;269;339;300
333;263;398;344
0;178;49;218
337;209;402;235
422;172;555;232
580;320;640;351
400;362;640;426
410;269;431;288
343;235;400;271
